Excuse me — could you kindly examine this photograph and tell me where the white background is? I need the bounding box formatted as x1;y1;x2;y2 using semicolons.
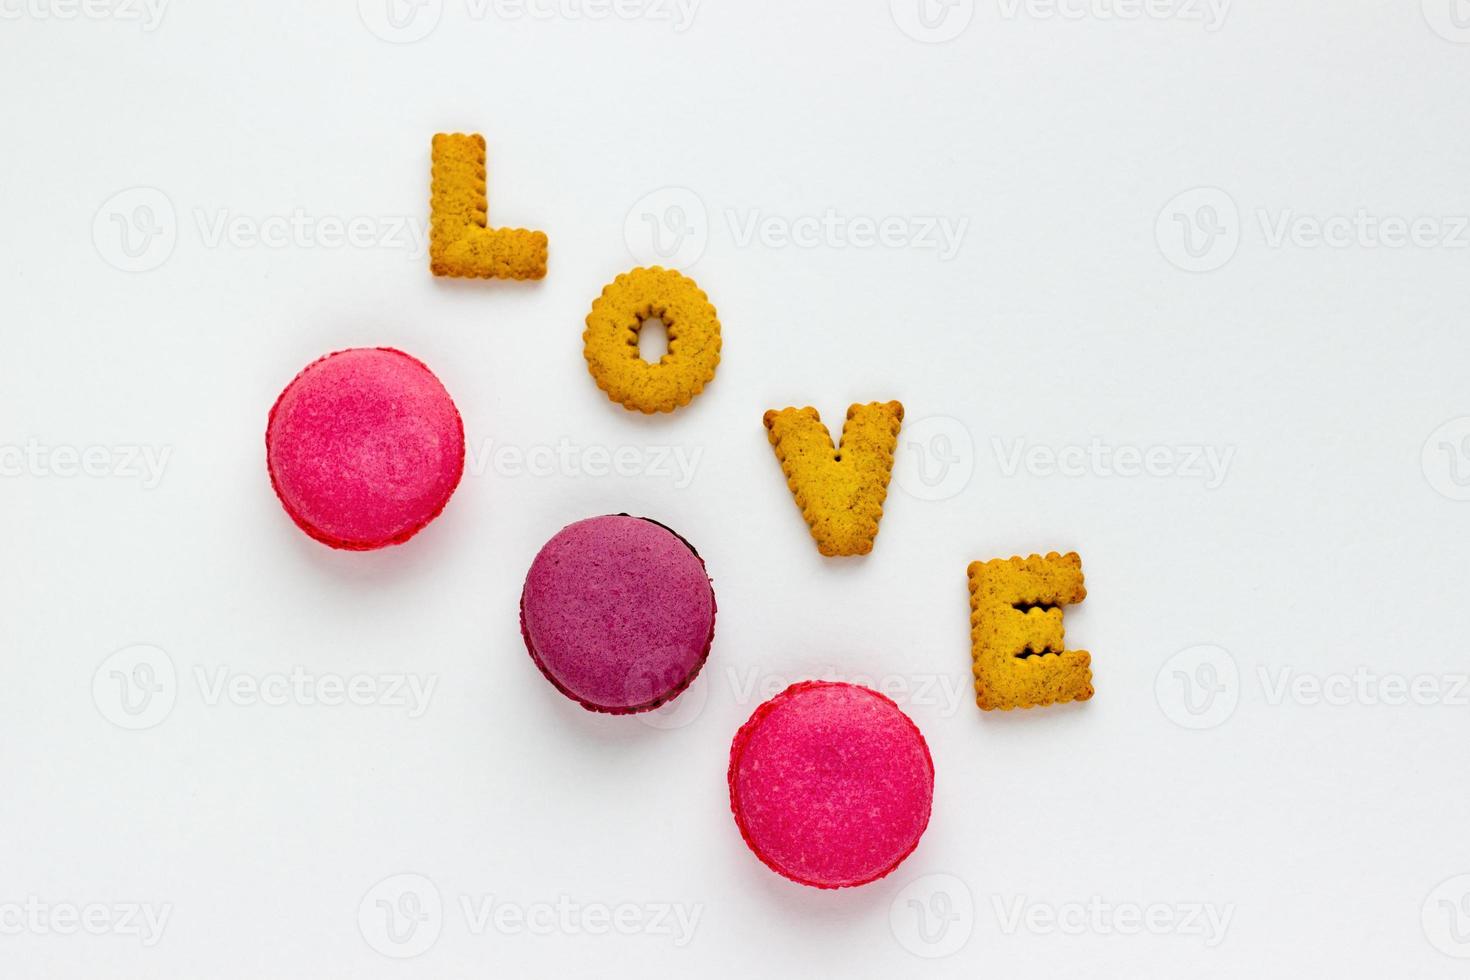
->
2;0;1469;976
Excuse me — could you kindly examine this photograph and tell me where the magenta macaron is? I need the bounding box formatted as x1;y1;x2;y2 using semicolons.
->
520;515;716;714
266;347;465;550
728;681;934;889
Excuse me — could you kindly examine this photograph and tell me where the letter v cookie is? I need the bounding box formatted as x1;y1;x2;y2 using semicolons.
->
763;401;903;557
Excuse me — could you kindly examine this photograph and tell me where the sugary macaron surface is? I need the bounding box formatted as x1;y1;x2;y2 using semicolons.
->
728;681;934;889
266;347;465;550
520;515;716;714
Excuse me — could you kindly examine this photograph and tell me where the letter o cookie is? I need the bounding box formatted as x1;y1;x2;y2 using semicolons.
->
583;266;721;414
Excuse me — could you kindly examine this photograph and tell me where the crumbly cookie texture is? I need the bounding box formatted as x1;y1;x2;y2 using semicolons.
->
968;552;1093;710
583;266;721;414
763;402;903;557
429;133;547;280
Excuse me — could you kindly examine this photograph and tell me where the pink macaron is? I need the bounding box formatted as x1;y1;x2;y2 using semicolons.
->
520;515;716;714
728;681;934;889
266;347;465;550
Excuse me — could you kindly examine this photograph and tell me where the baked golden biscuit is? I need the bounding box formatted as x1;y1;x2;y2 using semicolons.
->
583;266;721;413
763;402;903;557
968;552;1093;710
429;133;547;280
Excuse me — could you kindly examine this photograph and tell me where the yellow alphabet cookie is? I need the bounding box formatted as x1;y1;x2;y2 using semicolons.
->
429;133;547;280
583;266;722;413
968;552;1093;710
763;402;903;557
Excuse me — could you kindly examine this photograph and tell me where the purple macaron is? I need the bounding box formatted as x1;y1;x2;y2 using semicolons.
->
520;515;716;714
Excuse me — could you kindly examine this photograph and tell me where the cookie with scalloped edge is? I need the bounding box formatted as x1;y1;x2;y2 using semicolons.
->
583;266;721;413
968;551;1093;710
429;132;547;280
763;401;903;557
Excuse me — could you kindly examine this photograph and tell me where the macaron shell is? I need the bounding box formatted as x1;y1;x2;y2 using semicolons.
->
266;347;465;550
520;515;716;714
728;681;935;889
